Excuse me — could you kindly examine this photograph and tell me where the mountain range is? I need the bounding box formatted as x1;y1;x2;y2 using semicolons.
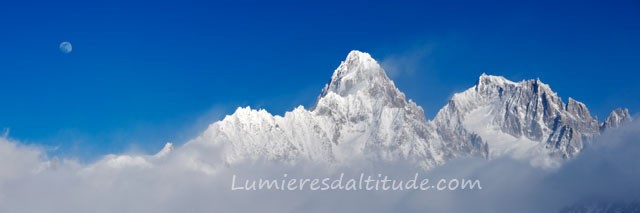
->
185;50;632;169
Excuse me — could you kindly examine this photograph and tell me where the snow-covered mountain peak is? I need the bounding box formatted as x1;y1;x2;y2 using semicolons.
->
344;50;377;66
435;74;604;162
330;50;382;84
319;50;398;99
477;73;516;88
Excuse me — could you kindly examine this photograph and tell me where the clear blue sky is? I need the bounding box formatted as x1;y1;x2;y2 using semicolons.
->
1;0;638;159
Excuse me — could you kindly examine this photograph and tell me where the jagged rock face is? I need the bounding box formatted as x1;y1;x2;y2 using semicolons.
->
434;74;602;158
601;108;632;130
190;51;488;169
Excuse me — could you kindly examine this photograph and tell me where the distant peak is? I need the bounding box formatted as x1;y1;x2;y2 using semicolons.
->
609;108;631;119
602;108;632;130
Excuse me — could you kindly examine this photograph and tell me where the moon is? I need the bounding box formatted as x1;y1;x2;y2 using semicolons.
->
59;41;72;54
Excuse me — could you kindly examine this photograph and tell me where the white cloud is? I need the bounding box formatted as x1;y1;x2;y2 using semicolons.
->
0;119;638;212
379;44;434;78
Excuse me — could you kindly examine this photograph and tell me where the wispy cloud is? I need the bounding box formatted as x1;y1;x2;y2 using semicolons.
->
379;44;434;79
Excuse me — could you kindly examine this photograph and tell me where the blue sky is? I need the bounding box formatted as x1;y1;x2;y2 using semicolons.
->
1;0;638;159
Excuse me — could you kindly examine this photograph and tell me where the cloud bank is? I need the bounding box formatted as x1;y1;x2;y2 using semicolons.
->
0;119;638;213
